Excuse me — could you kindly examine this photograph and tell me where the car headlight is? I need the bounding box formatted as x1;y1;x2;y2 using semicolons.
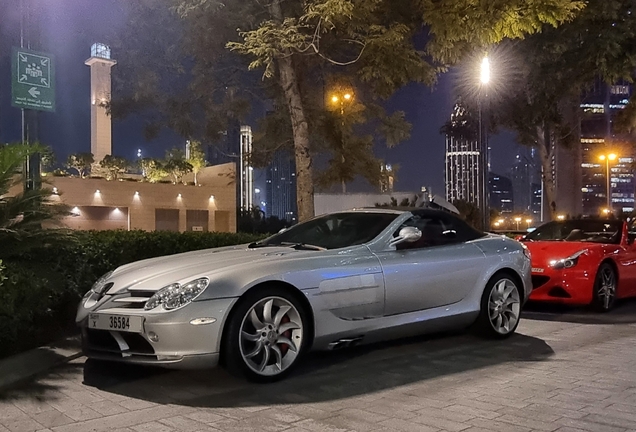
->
85;270;114;298
144;278;210;311
549;249;588;270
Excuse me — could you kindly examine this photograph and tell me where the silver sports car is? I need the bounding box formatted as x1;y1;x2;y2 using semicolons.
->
77;208;531;381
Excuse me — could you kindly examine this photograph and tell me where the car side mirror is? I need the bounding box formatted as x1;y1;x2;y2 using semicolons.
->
389;226;422;248
278;228;288;234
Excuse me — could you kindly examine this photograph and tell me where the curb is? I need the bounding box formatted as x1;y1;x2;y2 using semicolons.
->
0;336;83;391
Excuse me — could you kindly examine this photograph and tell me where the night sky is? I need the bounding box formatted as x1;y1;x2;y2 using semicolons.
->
0;0;521;198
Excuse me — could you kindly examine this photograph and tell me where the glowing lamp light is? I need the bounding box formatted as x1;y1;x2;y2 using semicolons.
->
609;153;617;161
480;56;490;84
557;215;566;220
71;207;81;215
331;95;339;103
343;93;352;100
177;193;182;198
134;191;139;197
514;217;522;222
526;219;532;224
209;195;215;200
95;189;101;194
52;187;58;194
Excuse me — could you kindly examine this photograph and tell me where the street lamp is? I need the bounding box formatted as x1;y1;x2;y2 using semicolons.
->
599;153;617;210
478;55;491;231
557;214;565;221
330;90;354;193
525;218;532;229
514;217;522;230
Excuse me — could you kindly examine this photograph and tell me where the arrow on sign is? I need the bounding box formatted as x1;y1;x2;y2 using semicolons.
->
28;87;40;98
41;78;48;86
19;53;27;62
19;74;27;82
41;58;48;66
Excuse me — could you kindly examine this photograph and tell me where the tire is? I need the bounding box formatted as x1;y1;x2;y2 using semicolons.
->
474;273;522;339
591;263;617;312
222;286;310;382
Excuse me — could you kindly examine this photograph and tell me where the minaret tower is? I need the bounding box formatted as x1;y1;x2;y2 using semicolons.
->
85;43;116;163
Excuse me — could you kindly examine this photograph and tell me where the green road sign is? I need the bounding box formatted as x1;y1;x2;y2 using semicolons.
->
11;47;55;112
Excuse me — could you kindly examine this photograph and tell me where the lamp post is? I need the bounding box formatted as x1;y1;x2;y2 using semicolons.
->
525;218;532;230
330;91;353;193
599;153;617;211
478;56;490;231
514;217;522;230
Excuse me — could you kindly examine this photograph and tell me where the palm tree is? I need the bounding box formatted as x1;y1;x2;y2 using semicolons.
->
0;143;74;260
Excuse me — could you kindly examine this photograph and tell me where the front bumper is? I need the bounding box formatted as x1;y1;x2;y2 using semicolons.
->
528;267;594;305
77;297;237;369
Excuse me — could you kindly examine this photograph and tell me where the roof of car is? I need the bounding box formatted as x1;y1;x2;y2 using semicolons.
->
339;207;459;216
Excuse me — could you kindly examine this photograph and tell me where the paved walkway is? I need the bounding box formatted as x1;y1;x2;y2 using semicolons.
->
2;304;636;432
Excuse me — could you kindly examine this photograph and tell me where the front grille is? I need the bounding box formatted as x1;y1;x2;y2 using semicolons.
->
83;328;155;355
111;290;155;309
532;275;550;289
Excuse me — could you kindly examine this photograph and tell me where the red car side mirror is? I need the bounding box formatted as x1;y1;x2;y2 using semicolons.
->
515;235;525;241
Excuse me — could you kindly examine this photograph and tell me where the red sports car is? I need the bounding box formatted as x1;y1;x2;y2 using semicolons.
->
519;219;636;311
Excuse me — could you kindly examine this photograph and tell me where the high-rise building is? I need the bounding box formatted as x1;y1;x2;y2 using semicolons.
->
508;148;542;215
489;173;514;215
379;163;395;193
444;102;483;207
85;43;116;163
580;81;633;215
207;120;255;211
265;151;297;222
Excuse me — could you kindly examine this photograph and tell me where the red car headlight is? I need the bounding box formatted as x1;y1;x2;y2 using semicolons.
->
549;249;588;270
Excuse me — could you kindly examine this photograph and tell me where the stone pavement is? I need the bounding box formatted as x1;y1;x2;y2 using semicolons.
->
2;306;636;432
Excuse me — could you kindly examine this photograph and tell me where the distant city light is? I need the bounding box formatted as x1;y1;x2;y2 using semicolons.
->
254;188;260;194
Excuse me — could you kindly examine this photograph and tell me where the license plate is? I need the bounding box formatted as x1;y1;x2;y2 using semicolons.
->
89;313;144;333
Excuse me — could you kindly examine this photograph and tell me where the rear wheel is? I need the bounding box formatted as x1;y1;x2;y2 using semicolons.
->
223;287;309;382
591;263;617;312
474;274;521;339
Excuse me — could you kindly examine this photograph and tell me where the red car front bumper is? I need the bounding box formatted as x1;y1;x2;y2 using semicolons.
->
529;267;595;305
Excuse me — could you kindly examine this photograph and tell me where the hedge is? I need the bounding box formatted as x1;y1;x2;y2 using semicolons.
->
0;230;266;358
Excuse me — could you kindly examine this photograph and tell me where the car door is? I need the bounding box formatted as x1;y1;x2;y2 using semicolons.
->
616;221;636;297
374;213;487;316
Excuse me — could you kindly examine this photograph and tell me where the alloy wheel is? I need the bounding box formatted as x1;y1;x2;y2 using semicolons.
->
597;266;616;310
239;296;303;377
488;278;521;335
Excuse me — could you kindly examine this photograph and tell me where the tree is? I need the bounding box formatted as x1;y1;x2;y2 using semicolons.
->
110;0;584;221
452;199;480;229
0;143;73;261
67;153;94;178
165;148;193;184
483;0;636;221
40;146;57;173
139;158;169;183
100;155;130;181
186;140;206;186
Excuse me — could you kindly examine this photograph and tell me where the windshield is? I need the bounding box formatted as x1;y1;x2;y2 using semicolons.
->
524;220;622;244
253;212;399;250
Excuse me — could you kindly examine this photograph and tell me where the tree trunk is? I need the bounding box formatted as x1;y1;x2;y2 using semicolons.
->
270;0;315;222
536;123;557;221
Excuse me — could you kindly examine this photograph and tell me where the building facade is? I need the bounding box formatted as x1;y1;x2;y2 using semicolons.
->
444;103;483;207
489;172;514;215
265;151;297;222
580;81;634;215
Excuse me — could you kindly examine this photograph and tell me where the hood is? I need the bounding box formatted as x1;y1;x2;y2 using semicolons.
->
524;241;598;266
104;244;314;294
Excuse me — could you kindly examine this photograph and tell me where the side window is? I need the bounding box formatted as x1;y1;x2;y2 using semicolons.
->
394;216;458;250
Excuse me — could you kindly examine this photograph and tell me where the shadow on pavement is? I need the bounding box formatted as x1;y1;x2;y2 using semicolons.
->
523;298;636;324
80;331;553;408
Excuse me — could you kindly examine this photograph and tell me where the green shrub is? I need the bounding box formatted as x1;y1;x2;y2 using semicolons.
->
0;230;266;358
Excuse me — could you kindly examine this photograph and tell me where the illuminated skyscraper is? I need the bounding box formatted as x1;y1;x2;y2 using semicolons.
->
265;151;297;222
580;81;633;215
444;102;483;207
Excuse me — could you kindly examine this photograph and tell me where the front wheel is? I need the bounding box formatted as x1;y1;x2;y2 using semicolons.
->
474;274;522;339
223;287;309;382
591;263;617;312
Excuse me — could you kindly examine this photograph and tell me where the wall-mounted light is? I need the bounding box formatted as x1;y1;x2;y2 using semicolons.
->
209;195;215;201
177;193;182;198
95;189;101;194
134;191;139;197
71;207;81;215
52;187;58;194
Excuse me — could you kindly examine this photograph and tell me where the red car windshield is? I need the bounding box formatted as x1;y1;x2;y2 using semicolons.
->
524;220;622;244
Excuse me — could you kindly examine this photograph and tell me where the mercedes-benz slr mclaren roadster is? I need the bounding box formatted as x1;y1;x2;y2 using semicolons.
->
77;208;532;381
